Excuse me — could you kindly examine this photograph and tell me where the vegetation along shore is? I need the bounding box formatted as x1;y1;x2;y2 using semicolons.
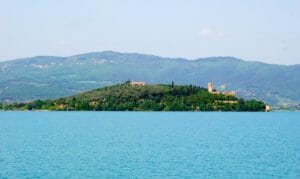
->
0;81;267;111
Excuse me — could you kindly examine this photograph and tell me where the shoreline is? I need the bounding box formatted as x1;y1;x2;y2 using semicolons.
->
1;110;298;112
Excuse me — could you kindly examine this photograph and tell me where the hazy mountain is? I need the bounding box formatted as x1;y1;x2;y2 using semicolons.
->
0;51;299;106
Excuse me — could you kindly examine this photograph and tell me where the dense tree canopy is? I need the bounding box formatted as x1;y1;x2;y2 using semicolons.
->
0;83;266;111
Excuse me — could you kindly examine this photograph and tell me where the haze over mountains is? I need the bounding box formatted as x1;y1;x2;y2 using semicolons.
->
0;51;299;106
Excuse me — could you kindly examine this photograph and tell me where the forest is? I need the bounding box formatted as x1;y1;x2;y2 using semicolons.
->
0;82;266;111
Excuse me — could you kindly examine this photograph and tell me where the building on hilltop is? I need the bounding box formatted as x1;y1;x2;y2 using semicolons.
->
207;82;220;94
131;81;145;86
207;82;235;96
208;82;213;93
222;91;236;96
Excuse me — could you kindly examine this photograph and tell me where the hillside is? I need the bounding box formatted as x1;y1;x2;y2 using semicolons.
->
0;51;299;106
0;83;266;111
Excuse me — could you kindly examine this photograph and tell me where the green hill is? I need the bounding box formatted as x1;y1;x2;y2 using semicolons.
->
0;51;299;106
0;83;266;111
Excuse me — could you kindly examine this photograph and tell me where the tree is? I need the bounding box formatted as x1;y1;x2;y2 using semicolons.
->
75;100;91;110
125;80;131;84
140;99;161;111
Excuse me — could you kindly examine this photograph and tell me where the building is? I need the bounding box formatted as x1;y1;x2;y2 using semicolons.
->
222;91;236;96
208;82;213;93
265;105;272;112
207;82;235;96
131;81;145;86
208;82;220;94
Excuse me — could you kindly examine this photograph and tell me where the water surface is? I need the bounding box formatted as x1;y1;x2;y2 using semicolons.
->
0;112;299;178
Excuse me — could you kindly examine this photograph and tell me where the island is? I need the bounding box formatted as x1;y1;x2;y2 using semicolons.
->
0;81;267;111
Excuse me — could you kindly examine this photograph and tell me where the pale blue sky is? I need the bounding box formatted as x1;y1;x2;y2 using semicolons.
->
0;0;299;64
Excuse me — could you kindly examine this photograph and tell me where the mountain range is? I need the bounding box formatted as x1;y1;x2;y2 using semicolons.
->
0;51;299;106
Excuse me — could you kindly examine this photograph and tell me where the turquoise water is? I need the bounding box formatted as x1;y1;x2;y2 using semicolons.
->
0;112;299;178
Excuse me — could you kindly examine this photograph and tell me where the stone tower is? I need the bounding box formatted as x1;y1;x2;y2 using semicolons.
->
208;82;213;93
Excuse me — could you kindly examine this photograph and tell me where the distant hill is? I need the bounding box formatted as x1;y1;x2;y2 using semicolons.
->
0;51;299;106
0;83;266;111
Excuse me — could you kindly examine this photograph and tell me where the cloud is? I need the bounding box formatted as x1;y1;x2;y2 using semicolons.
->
198;28;224;39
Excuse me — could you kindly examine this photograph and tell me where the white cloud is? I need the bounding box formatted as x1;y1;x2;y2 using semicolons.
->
198;28;224;39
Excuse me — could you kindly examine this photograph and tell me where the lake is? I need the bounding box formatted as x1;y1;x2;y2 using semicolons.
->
0;112;299;178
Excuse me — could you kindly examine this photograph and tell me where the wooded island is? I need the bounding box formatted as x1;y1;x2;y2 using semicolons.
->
0;82;266;111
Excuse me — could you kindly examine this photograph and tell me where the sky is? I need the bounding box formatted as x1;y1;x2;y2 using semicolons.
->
0;0;299;64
